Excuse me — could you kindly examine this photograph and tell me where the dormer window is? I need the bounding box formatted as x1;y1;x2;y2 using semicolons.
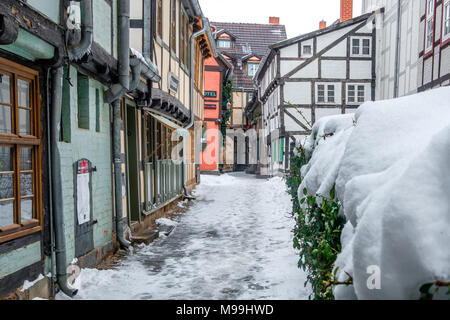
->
247;62;259;77
218;39;232;49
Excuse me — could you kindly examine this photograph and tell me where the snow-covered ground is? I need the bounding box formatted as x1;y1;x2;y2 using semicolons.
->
299;87;450;300
58;173;310;300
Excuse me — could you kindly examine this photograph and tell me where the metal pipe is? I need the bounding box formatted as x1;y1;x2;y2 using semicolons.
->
182;10;208;197
108;0;131;249
393;0;401;98
50;67;78;297
119;0;130;90
112;99;131;249
46;68;56;298
67;0;93;61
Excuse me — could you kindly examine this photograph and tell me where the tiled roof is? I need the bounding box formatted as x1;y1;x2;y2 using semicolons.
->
211;22;287;89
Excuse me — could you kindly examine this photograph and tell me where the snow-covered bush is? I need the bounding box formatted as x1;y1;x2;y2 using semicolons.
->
297;87;450;300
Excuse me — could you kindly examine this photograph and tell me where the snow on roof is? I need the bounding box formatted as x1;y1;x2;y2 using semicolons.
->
299;86;450;299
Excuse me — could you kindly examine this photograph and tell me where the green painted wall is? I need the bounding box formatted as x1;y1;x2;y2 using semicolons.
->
0;29;54;62
59;66;113;266
93;0;113;54
26;0;60;24
0;242;41;279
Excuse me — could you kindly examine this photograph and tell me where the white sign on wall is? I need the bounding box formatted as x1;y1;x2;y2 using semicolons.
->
76;160;90;225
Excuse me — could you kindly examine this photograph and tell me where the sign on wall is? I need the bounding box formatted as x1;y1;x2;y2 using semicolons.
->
76;159;91;225
205;91;217;98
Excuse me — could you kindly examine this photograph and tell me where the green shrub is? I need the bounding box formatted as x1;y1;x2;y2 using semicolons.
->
287;146;346;300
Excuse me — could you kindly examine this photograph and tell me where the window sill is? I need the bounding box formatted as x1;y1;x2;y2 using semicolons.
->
0;224;41;244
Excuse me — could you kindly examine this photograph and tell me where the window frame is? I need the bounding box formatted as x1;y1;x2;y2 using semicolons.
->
247;62;260;78
350;36;372;57
316;83;336;104
0;57;42;244
170;0;177;53
424;0;436;57
346;84;366;105
301;44;313;57
442;0;450;45
217;39;232;49
156;0;163;40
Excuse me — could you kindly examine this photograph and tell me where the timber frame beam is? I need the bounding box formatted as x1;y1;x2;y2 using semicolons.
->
0;0;65;49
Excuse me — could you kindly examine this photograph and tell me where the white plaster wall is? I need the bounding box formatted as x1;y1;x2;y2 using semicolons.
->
284;82;312;105
280;44;299;58
350;60;372;79
322;60;347;79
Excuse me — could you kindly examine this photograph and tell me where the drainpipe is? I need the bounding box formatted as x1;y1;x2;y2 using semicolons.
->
50;67;78;297
67;0;93;61
182;20;207;198
105;0;131;249
393;0;401;98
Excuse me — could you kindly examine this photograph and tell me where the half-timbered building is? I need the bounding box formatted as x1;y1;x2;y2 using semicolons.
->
255;9;377;176
362;0;450;98
210;19;287;171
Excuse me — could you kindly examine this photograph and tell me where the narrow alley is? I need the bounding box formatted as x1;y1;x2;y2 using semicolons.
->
59;174;310;300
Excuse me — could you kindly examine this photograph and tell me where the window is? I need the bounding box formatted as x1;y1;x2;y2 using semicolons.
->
347;84;366;104
180;11;185;64
317;84;336;104
347;85;356;103
218;39;232;49
351;37;371;56
171;0;177;51
247;92;254;102
424;0;435;54
357;85;365;102
327;85;335;103
157;0;163;39
318;84;325;102
0;58;41;243
180;9;189;67
302;45;312;56
443;0;450;42
247;63;259;77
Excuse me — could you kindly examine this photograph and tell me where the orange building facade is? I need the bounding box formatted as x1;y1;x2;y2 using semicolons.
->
201;55;230;173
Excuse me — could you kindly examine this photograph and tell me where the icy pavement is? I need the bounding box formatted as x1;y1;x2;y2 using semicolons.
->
59;173;310;300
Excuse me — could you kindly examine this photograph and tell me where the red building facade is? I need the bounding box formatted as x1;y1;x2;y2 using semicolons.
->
201;55;230;173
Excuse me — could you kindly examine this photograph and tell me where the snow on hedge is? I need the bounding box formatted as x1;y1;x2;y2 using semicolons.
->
298;87;450;299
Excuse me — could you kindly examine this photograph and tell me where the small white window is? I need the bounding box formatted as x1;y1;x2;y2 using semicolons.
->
327;85;335;103
317;84;335;104
424;0;435;54
218;39;232;49
347;84;366;104
247;63;259;77
443;0;450;41
303;45;312;56
350;37;371;57
357;85;365;102
348;85;356;103
318;84;325;102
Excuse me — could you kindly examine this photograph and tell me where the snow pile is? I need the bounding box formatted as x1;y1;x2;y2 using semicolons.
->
21;274;45;292
299;87;450;300
155;218;178;227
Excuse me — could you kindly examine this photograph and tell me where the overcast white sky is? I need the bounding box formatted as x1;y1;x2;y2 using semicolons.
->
199;0;363;39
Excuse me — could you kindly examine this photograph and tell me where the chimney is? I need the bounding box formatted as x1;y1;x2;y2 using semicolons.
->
269;17;280;25
319;20;327;30
340;0;353;23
